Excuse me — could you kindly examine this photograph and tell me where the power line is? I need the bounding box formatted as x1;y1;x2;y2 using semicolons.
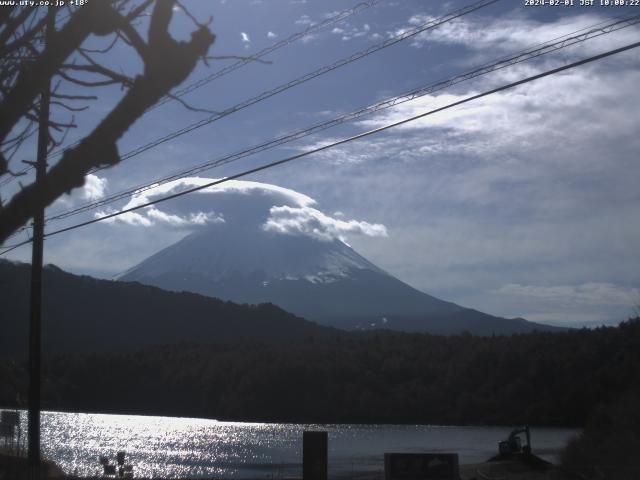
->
2;39;638;254
0;166;30;188
43;0;382;160
2;0;501;245
4;10;639;245
151;0;382;110
0;242;25;256
87;0;500;173
2;0;497;192
40;12;640;225
1;0;382;187
3;10;636;243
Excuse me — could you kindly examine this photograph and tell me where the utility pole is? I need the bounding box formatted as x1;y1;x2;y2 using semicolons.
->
28;7;54;480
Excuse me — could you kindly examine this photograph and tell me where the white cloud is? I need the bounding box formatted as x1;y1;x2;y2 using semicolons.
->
301;34;317;44
82;174;108;201
495;283;640;308
96;178;387;244
292;136;390;165
397;12;640;57
263;205;387;242
145;208;224;228
240;32;250;43
351;63;640;182
267;31;277;39
294;14;312;26
484;283;640;325
113;178;316;211
330;21;375;41
98;210;152;227
291;14;324;43
51;173;109;210
96;207;224;229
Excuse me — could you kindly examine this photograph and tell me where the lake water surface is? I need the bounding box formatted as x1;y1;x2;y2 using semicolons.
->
5;410;579;478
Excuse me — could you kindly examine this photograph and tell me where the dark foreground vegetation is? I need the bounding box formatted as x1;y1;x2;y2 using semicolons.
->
560;389;640;480
1;319;639;427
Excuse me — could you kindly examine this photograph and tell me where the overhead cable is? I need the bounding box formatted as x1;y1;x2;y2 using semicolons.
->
43;13;640;224
3;39;638;254
1;0;382;186
89;0;502;172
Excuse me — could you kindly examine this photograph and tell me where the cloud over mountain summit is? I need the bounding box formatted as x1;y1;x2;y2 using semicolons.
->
97;178;387;243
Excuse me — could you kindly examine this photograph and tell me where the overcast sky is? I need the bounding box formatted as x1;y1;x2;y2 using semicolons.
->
2;0;640;327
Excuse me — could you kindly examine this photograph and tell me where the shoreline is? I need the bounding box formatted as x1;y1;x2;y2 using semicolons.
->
2;450;563;480
1;409;576;479
0;406;583;430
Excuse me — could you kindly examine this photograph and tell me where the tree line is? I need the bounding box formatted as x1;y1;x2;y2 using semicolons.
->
2;319;639;427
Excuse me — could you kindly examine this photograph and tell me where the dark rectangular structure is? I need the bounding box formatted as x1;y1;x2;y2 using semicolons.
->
0;411;19;427
303;431;328;480
384;453;459;480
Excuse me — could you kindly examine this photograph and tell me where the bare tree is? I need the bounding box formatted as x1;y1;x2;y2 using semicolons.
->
0;0;215;244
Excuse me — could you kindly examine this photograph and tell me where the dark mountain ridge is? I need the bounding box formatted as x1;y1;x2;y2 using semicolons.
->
0;259;340;358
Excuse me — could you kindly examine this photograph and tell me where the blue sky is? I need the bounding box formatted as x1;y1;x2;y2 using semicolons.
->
2;0;640;327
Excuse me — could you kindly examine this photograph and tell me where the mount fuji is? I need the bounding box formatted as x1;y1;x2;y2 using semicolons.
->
116;178;558;335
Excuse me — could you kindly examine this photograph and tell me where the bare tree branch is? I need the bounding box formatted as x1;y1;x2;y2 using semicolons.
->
164;92;220;115
0;0;215;243
0;12;48;59
0;3;116;144
78;34;120;54
116;15;149;59
56;69;125;88
50;100;89;112
124;0;156;21
60;63;134;87
176;0;212;29
0;8;36;52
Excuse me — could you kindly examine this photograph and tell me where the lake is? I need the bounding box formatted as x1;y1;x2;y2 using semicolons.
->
3;409;579;478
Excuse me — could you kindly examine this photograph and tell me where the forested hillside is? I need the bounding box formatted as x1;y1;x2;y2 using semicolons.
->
0;260;340;358
2;320;639;426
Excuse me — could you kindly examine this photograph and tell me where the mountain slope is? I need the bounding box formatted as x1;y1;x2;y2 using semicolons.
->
0;260;340;358
119;225;560;335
